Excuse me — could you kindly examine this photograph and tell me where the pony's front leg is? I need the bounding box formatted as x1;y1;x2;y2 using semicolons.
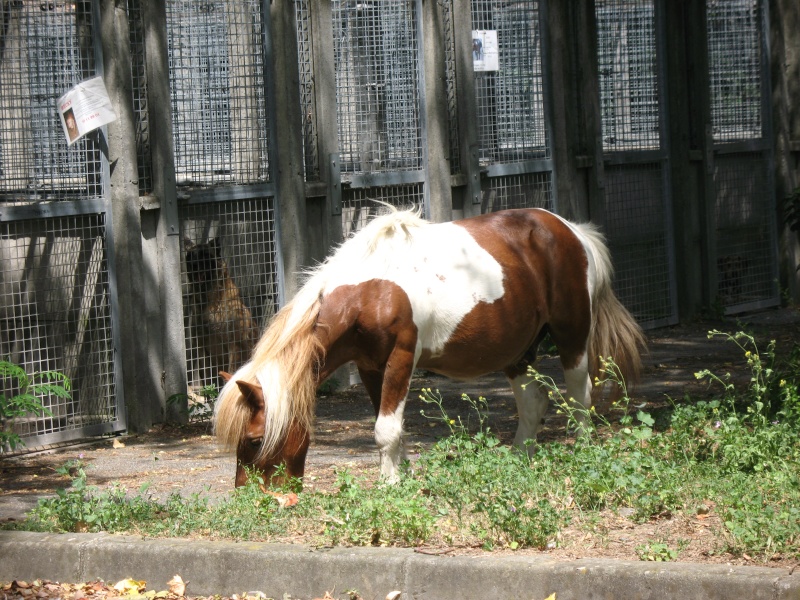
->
373;349;415;483
375;397;407;483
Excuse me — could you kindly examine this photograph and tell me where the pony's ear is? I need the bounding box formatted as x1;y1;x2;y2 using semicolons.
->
236;380;265;412
219;371;232;383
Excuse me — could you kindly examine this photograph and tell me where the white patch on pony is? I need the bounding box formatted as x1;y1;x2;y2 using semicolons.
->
310;213;506;358
374;399;406;483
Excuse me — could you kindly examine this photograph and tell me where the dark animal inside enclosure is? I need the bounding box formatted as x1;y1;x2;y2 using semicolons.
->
184;238;260;375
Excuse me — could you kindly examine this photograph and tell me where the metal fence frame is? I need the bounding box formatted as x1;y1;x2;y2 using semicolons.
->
596;0;678;328
0;0;126;451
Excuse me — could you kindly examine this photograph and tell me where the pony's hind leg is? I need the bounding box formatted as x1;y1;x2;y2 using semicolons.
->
563;352;592;434
505;371;549;456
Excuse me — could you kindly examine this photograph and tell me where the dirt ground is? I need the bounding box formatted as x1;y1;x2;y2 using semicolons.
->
2;306;799;568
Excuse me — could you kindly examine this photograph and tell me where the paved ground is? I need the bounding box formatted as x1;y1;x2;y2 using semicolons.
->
1;530;799;600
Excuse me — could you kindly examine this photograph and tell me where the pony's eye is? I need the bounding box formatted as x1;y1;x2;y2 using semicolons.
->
249;438;263;448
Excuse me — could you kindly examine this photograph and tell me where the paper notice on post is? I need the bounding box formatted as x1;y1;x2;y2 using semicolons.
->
472;30;499;72
57;76;117;145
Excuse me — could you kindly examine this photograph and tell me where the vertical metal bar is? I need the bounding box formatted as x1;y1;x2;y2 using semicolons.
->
539;0;557;214
416;0;431;219
329;153;342;216
655;0;678;325
143;0;188;424
261;0;286;308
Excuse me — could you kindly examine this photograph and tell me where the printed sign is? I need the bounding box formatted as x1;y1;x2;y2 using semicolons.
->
472;30;499;72
57;76;117;145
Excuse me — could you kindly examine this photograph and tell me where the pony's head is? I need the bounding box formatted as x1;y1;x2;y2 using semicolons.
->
214;294;323;491
218;372;311;488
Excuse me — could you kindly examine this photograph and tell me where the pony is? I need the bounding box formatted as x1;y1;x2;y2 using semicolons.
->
214;207;646;488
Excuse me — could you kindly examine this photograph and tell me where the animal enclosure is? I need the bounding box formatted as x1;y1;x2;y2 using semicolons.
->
0;0;795;450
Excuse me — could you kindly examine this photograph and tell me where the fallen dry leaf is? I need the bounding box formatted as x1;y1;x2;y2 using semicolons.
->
112;438;126;449
386;591;402;600
113;577;146;594
264;490;300;508
167;575;187;597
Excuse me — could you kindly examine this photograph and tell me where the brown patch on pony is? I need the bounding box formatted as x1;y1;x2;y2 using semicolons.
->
418;209;592;379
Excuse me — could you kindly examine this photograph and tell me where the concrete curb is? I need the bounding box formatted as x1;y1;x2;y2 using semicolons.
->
1;531;798;599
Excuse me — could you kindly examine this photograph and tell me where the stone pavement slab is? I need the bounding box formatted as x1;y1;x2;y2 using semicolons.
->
1;531;798;600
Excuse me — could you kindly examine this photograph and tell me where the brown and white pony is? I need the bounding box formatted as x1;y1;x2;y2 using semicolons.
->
214;207;646;488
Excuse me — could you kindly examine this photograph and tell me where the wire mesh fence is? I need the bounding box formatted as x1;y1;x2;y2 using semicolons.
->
0;1;121;451
0;0;103;203
713;153;776;309
707;0;763;143
166;0;271;187
126;0;154;195
471;0;548;166
341;184;424;237
1;213;118;446
479;172;552;213
294;0;320;182
332;0;422;176
706;0;776;311
180;198;279;400
604;163;675;325
596;0;661;152
595;0;676;327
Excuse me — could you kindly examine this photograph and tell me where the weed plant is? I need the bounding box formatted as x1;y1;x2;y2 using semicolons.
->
8;331;800;561
1;360;69;452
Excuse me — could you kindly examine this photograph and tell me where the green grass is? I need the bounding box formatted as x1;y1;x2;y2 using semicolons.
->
6;331;800;562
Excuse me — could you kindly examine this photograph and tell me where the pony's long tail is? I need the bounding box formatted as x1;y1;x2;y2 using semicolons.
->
575;224;647;391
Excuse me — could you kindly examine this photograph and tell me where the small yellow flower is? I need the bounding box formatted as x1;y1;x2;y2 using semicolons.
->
780;379;786;387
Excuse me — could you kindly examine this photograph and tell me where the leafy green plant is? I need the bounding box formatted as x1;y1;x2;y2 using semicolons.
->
0;360;69;451
636;541;680;562
167;384;219;422
8;331;800;561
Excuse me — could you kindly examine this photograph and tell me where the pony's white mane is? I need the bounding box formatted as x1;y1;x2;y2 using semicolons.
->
214;204;427;459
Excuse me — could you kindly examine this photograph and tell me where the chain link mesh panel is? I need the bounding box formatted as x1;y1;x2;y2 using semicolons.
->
480;172;552;213
0;1;103;203
596;0;661;152
126;0;153;195
707;0;762;143
341;184;423;237
180;198;279;399
166;0;270;187
332;0;422;176
471;0;548;166
713;154;776;309
596;0;676;327
707;0;776;311
1;213;118;447
604;163;674;325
